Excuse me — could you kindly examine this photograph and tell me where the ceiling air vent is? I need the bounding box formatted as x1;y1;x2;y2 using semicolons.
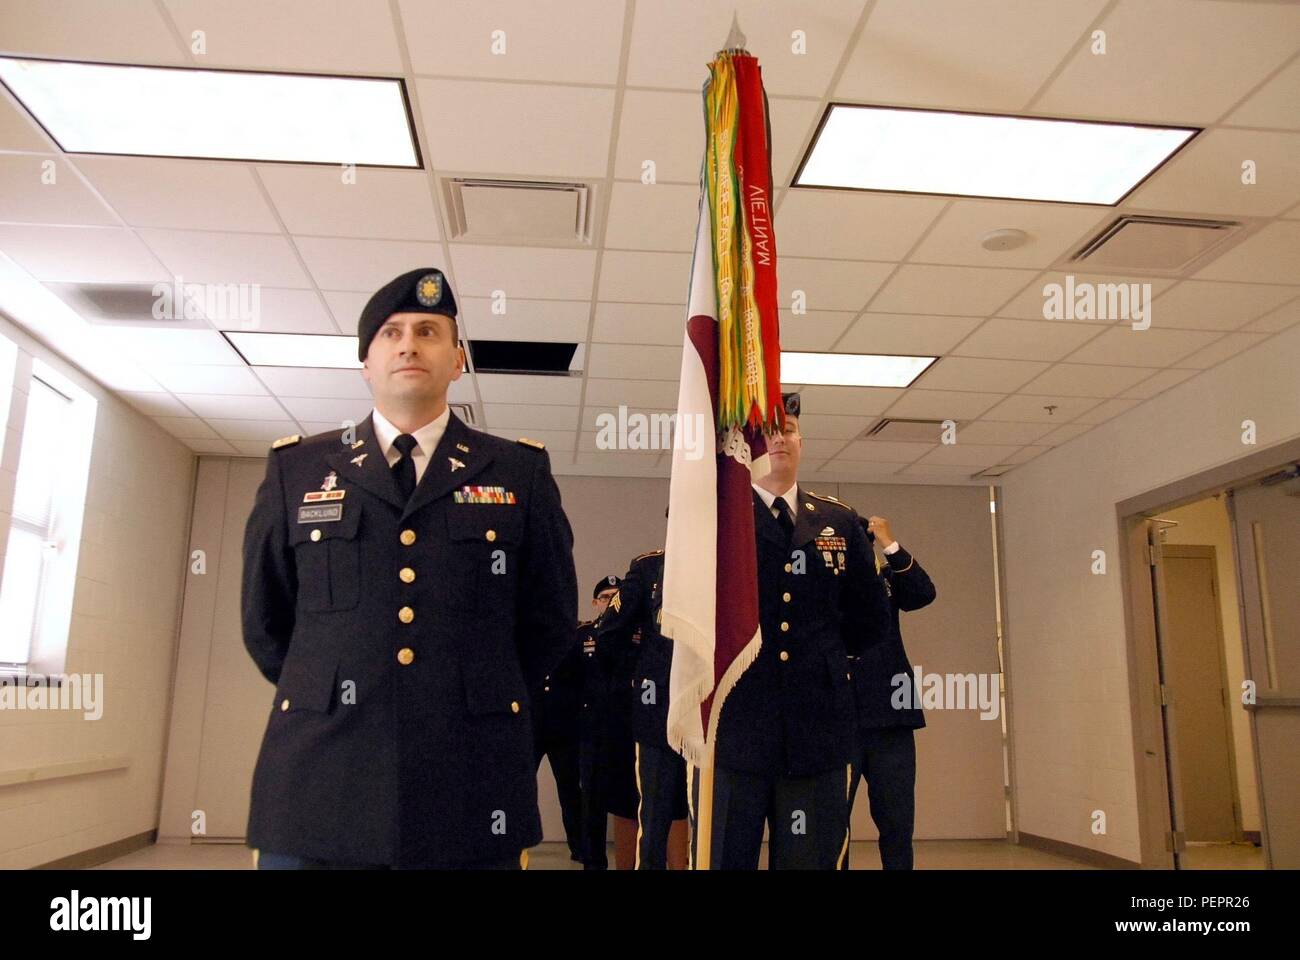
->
861;418;954;443
466;340;584;376
443;177;593;243
1069;215;1241;273
44;282;206;327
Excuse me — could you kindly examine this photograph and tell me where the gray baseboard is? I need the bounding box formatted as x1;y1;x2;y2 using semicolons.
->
1017;831;1141;869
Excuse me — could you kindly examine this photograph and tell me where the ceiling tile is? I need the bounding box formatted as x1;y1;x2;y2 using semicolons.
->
1171;331;1269;370
0;155;116;225
276;396;370;424
586;342;681;380
613;90;701;184
0;224;166;282
593;302;683;344
910;199;1108;269
952;420;1054;446
777;190;946;261
882;388;1003;420
835;312;982;355
416;78;614;178
118;391;190;417
819;459;909;480
1127;129;1300;217
897;462;985;479
321;290;370;331
1147;280;1298;332
182;437;238;454
952;317;1102;361
0;0;187;63
604;181;698;251
149;364;270;395
207;418;300;441
459;297;590;344
780;309;857;351
297;236;444;292
258;165;440;241
598;251;691;303
1019;362;1157;398
453;244;597;300
1037;422;1094;444
1071;397;1143;426
626;0;867;96
401;0;624;83
794;384;903;417
138;228;311;286
998;270;1176;321
254;366;370;399
476;373;582;406
229;440;274;457
980;394;1101;423
482;402;578;431
1244;296;1300;334
795;413;873;440
153;415;218;440
917;443;1022;468
1194;222;1300;285
779;258;895;312
915;356;1049;393
1118;367;1198;400
1063;326;1223;367
75;156;280;232
174;394;289;419
95;328;243;367
1035;0;1300;124
834;0;1108;110
228;287;338;334
583;378;680;409
1227;56;1300;130
869;264;1038;316
837;439;933;462
161;0;403;73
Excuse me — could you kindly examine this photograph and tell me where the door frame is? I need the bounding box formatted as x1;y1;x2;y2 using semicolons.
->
1116;435;1300;868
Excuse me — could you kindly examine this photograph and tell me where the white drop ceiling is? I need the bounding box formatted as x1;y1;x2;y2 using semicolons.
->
0;0;1297;481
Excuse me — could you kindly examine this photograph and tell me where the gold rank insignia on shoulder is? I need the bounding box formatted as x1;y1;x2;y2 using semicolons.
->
633;549;664;562
271;434;301;450
807;491;844;507
516;437;545;450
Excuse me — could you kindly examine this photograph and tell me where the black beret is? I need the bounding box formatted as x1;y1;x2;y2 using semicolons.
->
782;391;801;418
593;575;622;599
357;267;458;361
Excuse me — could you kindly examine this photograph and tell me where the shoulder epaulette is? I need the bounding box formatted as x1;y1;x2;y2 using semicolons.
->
632;549;664;563
271;434;301;450
516;437;545;450
806;491;846;507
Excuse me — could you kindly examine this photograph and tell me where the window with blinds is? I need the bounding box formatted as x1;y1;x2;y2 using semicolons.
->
0;375;73;665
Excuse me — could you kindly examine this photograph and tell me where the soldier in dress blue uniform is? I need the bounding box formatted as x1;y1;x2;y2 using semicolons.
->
845;514;935;870
705;392;892;869
594;547;690;869
242;267;577;870
576;575;625;869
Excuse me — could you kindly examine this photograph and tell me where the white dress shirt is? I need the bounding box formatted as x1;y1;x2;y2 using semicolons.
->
371;406;450;485
752;481;899;553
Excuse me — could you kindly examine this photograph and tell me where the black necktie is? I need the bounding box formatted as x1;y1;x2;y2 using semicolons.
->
774;497;795;543
392;434;418;500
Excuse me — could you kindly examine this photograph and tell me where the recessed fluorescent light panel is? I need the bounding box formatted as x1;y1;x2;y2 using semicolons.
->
0;57;420;166
781;352;935;388
795;105;1196;205
225;332;360;369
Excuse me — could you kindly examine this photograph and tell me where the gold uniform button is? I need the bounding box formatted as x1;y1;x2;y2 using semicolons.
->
400;529;416;546
543;686;550;692
310;529;321;542
804;503;813;511
397;647;415;666
398;606;415;624
510;701;520;714
779;651;790;662
485;529;496;542
399;567;415;584
780;621;789;632
280;698;290;711
784;563;792;573
783;592;791;602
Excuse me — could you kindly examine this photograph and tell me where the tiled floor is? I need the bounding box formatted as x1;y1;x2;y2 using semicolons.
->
93;839;1100;870
1179;842;1266;870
